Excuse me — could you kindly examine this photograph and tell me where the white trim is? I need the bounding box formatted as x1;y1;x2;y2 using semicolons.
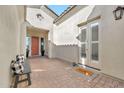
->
29;37;31;57
91;22;99;27
78;19;101;69
89;20;102;69
78;26;88;65
39;37;41;56
90;22;99;63
30;37;32;56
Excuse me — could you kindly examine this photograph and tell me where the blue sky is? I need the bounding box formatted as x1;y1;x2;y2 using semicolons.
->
47;5;69;16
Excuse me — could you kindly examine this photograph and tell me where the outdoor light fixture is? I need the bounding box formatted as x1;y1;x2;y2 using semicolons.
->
113;6;124;20
36;13;44;21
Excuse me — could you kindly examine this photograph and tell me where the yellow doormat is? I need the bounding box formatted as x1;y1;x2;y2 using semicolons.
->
75;67;93;76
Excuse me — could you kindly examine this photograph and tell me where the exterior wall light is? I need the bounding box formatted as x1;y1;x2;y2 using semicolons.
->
36;13;44;21
113;6;124;20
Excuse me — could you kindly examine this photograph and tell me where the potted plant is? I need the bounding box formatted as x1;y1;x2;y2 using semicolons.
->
41;50;45;56
26;45;29;58
41;43;45;56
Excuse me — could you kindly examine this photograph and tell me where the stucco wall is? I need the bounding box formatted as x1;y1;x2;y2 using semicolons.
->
0;6;25;87
101;5;124;80
86;5;124;80
26;8;54;31
20;22;27;57
53;45;79;63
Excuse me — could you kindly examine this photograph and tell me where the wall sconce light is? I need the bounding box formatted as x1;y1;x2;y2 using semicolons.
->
113;6;124;20
36;13;44;21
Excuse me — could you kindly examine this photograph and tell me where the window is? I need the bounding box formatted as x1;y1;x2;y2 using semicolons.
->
92;24;99;41
91;23;99;61
81;28;86;42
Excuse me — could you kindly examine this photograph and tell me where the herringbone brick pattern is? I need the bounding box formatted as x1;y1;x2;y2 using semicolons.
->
18;57;124;88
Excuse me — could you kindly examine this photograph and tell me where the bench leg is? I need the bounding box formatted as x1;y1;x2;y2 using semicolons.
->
27;73;31;85
14;75;19;88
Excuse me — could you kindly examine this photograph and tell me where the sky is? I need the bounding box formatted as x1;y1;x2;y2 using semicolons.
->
47;5;69;16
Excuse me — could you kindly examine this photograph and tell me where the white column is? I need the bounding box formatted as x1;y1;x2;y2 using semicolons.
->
48;28;54;58
20;22;26;57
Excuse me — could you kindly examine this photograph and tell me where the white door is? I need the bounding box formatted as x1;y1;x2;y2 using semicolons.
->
89;23;101;69
79;27;89;66
79;22;101;69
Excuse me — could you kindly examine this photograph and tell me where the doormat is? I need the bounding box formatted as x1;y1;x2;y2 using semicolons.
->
75;67;93;76
74;67;98;81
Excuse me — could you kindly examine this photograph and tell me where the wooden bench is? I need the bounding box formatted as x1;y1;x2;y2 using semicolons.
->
13;60;31;88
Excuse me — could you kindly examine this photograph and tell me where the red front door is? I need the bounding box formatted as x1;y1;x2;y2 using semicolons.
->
31;37;39;56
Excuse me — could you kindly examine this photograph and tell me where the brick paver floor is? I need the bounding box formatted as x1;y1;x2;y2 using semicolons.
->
17;57;124;88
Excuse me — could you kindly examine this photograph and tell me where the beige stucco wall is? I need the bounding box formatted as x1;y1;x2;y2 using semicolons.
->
20;22;27;57
27;28;49;56
86;5;124;80
26;7;54;31
101;5;124;80
0;6;25;87
54;45;79;63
